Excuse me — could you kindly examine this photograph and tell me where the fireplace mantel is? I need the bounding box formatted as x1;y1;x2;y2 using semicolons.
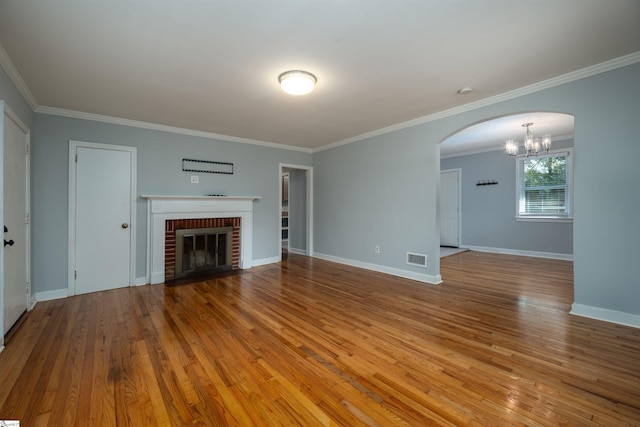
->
142;195;259;284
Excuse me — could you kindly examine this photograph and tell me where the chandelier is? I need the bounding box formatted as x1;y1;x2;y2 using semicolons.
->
505;123;551;157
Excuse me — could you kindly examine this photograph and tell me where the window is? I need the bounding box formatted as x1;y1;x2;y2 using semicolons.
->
516;149;572;220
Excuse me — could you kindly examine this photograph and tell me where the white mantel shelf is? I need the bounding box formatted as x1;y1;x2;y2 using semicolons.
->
143;195;259;284
141;195;260;201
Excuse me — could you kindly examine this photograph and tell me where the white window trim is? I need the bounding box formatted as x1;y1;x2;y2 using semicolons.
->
515;148;573;222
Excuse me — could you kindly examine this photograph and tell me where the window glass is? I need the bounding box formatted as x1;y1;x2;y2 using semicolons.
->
517;150;572;219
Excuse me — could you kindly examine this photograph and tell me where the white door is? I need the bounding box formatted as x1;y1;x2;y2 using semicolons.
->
3;104;29;335
440;169;460;247
70;142;136;295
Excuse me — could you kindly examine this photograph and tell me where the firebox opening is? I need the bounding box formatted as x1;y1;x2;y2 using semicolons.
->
175;227;233;279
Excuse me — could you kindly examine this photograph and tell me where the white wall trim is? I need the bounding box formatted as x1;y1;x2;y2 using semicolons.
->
36;106;312;153
462;245;573;261
570;303;640;329
34;288;68;302
135;277;149;286
252;256;280;267
313;252;442;285
288;247;309;256
314;51;640;153
0;41;39;110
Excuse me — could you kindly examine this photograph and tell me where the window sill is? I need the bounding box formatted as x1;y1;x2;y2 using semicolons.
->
515;217;573;223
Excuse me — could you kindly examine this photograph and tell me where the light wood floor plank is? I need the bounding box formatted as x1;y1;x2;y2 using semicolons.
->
1;251;639;426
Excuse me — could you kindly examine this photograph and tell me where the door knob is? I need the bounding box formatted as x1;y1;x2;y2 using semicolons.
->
122;223;129;229
4;225;13;246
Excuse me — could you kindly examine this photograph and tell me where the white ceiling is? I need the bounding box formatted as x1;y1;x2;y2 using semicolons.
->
0;1;639;151
440;112;575;157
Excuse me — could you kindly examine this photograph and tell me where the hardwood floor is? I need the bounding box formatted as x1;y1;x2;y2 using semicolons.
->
1;251;639;426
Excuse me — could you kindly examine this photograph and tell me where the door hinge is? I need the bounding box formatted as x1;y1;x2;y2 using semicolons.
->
26;282;30;293
75;153;78;163
74;270;77;280
25;143;30;155
25;213;30;224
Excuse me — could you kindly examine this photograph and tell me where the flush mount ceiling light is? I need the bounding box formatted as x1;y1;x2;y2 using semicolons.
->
505;123;552;157
278;70;317;95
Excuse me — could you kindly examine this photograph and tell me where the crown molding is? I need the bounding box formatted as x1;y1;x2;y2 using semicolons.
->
313;51;640;153
0;41;39;110
36;106;313;153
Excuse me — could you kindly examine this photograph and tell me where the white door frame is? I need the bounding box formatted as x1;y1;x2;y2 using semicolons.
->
68;140;137;296
0;101;31;349
278;163;313;260
440;168;462;247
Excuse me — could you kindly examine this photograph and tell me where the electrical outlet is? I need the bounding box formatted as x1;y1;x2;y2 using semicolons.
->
375;245;380;254
190;175;199;184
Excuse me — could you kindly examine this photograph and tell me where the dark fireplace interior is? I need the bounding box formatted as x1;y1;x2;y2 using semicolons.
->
174;227;234;279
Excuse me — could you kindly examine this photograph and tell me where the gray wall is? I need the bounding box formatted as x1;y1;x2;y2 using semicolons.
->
441;139;573;255
314;124;441;280
313;61;640;317
31;113;312;293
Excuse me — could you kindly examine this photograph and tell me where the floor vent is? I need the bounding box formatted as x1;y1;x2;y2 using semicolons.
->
406;252;427;268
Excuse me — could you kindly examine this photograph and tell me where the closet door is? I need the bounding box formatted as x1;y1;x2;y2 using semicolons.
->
2;101;30;336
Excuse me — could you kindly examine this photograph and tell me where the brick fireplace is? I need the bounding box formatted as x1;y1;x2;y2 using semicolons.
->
164;217;240;281
143;195;258;284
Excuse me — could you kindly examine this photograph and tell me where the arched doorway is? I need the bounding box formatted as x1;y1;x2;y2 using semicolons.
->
438;112;575;260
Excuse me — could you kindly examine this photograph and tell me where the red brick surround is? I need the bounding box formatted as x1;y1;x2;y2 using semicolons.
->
164;217;241;281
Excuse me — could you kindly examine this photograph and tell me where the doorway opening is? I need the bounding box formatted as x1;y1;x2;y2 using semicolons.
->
438;111;574;261
279;164;313;261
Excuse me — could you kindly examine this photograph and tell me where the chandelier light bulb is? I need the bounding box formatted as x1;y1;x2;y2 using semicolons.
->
278;70;317;95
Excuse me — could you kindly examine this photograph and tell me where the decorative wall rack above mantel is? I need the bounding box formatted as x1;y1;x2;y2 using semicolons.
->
182;158;234;175
476;180;498;186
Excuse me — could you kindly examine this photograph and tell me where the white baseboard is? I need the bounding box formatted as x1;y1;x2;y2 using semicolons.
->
570;303;640;329
135;277;149;286
313;252;442;285
462;245;573;261
34;288;68;302
288;247;308;256
252;256;280;267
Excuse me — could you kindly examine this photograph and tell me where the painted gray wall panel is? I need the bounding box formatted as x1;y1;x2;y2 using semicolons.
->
314;124;440;277
32;113;312;293
441;140;573;255
314;62;640;316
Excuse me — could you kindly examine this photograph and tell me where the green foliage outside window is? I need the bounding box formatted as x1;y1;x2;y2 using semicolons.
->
521;155;568;215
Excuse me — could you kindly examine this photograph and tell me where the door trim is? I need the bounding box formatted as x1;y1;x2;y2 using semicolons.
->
68;140;137;296
0;101;31;348
278;163;313;261
440;168;462;248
